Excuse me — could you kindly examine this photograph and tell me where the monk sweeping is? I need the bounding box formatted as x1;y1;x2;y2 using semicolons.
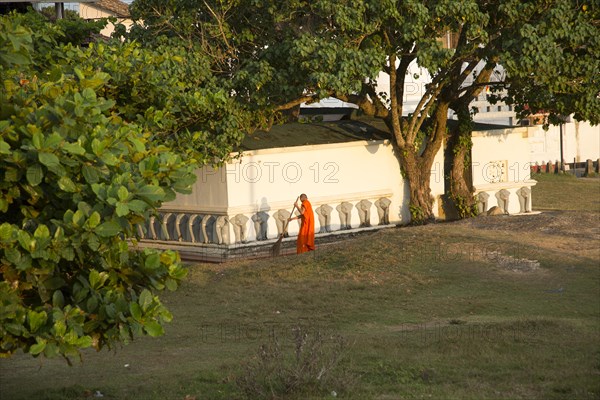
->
289;193;315;254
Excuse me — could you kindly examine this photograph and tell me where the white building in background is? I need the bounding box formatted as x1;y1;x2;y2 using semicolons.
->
306;60;515;126
304;58;599;167
79;0;131;37
138;117;539;261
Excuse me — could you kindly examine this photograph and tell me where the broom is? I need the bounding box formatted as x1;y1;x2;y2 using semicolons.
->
271;196;300;257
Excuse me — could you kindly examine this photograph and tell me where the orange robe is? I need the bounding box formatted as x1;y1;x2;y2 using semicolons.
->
297;199;315;254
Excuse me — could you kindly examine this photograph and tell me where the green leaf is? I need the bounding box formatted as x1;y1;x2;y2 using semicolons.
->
136;185;165;203
144;253;160;270
165;277;177;291
143;320;164;337
82;165;99;184
87;295;98;312
32;132;43;150
74;67;85;80
89;269;100;289
52;290;65;308
139;289;153;312
116;202;129;217
128;137;146;153
58;176;78;192
117;186;129;201
44;133;63;149
128;200;148;213
26;164;43;186
34;224;50;239
100;152;118;166
4;248;21;265
27;310;47;333
53;320;66;337
0;139;10;154
95;221;121;237
72;210;86;227
87;211;101;228
38;152;60;170
44;343;60;358
129;302;142;321
29;341;46;356
63;142;85;155
87;233;100;251
44;277;66;290
169;264;188;280
0;223;13;240
17;230;31;250
76;335;93;348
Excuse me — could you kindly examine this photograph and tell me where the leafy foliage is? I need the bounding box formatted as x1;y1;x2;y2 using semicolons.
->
494;1;600;125
117;0;600;227
0;12;246;360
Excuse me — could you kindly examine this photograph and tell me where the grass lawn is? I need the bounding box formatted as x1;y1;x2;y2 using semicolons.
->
1;175;599;399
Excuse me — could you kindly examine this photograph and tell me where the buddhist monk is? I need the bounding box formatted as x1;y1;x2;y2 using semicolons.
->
289;193;315;254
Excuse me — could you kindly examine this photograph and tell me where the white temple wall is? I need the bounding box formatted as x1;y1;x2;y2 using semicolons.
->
148;126;538;253
471;127;536;215
472;127;532;187
528;121;600;164
165;166;229;213
224;140;408;241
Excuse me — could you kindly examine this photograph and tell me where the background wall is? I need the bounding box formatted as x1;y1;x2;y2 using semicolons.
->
528;121;600;165
472;127;533;187
224;140;408;240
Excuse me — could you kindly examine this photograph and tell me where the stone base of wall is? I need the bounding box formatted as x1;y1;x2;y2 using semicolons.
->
134;223;398;263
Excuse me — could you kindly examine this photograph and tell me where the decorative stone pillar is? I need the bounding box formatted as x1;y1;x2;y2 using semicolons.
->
516;187;531;213
231;214;249;243
315;204;333;233
201;215;212;244
274;209;292;237
175;214;186;242
136;224;145;239
163;213;175;240
584;159;594;177
149;213;171;240
215;216;229;245
252;211;270;241
477;192;490;214
356;199;372;227
374;197;391;225
336;202;353;230
188;214;202;243
495;189;511;214
149;216;158;239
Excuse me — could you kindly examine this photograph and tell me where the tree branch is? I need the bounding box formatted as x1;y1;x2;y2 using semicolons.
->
274;94;322;111
388;52;405;147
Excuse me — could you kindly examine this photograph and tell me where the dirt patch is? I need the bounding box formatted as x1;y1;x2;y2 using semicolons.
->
484;251;540;272
451;210;600;239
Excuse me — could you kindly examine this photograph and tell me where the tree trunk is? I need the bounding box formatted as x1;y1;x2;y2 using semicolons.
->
398;151;434;224
391;103;449;224
445;103;477;218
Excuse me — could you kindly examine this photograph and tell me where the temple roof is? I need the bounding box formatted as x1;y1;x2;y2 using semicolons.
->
89;0;130;17
239;117;390;151
239;115;510;151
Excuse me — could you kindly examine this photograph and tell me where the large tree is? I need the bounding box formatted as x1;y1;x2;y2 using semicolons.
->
444;1;600;217
128;0;599;223
0;11;249;359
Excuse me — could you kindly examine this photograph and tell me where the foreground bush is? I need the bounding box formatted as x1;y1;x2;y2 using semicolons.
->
0;12;241;360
